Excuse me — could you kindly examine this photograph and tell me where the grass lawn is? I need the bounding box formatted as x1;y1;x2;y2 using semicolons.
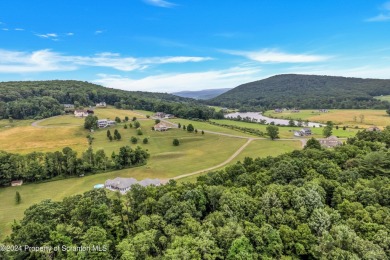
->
38;115;84;127
210;119;357;138
0;119;34;132
96;107;146;120
264;109;390;129
264;110;320;121
0;125;88;154
374;95;390;102
178;139;302;183
167;118;255;138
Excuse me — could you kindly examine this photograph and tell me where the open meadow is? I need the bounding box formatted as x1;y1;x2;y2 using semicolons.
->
374;95;390;102
3;107;362;240
209;119;357;138
264;109;390;129
0;109;259;239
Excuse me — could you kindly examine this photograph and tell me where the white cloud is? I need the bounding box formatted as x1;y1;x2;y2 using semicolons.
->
366;13;390;22
66;32;74;36
0;49;213;73
2;28;9;31
223;49;330;63
95;30;104;35
93;66;262;92
14;28;24;31
366;1;390;22
143;0;176;8
286;64;390;79
0;49;75;73
35;33;58;40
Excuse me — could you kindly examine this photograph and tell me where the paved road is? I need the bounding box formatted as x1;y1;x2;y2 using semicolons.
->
31;115;64;128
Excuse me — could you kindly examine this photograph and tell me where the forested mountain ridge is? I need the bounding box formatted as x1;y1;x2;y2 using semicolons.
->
3;130;390;259
172;88;232;100
0;80;216;120
209;74;390;111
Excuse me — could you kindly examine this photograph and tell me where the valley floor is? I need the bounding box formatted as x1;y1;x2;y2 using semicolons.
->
1;107;375;240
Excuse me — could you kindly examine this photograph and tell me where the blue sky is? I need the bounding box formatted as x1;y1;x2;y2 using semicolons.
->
0;0;390;92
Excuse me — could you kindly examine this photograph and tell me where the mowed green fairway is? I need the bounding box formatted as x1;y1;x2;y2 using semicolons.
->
210;119;357;138
264;109;390;129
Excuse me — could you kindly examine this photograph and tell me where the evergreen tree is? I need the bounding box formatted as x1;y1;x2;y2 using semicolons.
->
131;136;138;144
187;124;195;132
15;191;21;204
173;138;180;146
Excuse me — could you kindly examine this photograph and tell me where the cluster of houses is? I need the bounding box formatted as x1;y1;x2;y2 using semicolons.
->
274;108;330;113
63;101;107;117
74;110;94;117
97;119;116;128
274;108;300;113
154;122;170;131
104;177;161;193
154;112;175;119
319;136;343;148
293;128;312;137
96;102;106;107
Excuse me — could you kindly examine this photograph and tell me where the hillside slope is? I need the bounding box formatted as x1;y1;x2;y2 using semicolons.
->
209;74;390;110
0;80;215;120
172;88;232;100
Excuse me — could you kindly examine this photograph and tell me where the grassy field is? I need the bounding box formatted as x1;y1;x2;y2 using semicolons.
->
210;119;357;138
264;109;390;129
96;107;146;120
374;95;390;102
0;111;252;239
0;109;149;154
178;139;301;183
0;108;311;240
167;118;255;137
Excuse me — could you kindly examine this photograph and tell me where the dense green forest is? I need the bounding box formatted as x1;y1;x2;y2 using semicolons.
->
0;80;216;120
0;146;149;186
3;128;390;259
209;74;390;111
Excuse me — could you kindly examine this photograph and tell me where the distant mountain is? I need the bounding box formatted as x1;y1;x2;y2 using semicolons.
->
209;74;390;110
172;88;232;100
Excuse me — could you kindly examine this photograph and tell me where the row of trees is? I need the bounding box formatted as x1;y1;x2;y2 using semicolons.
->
4;128;390;259
0;146;149;186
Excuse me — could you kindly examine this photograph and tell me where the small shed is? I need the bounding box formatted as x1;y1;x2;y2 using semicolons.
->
11;180;23;186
